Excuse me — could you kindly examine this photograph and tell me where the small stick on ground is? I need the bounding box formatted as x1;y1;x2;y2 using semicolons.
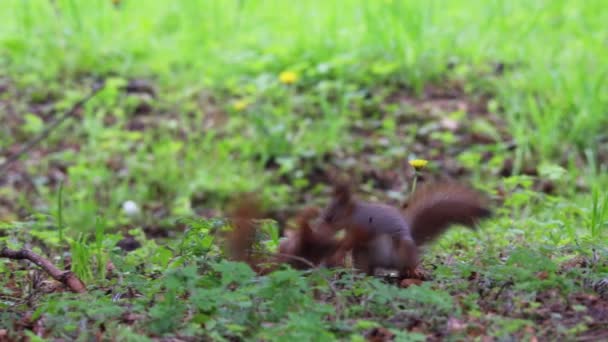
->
260;251;318;270
0;81;104;175
0;247;87;293
494;279;514;300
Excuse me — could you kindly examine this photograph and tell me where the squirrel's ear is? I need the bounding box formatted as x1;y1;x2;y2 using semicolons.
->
295;207;319;240
332;181;352;205
326;171;353;205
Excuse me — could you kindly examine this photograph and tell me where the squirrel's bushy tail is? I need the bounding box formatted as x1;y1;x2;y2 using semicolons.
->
225;194;265;270
405;182;492;246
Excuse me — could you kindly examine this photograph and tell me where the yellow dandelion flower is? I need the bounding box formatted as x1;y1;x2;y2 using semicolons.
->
409;159;428;170
279;71;298;85
232;99;249;111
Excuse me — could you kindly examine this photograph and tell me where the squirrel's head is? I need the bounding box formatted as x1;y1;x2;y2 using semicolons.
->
321;180;356;230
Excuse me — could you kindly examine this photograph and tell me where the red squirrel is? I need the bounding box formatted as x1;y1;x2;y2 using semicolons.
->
226;196;338;273
277;207;339;269
320;180;492;278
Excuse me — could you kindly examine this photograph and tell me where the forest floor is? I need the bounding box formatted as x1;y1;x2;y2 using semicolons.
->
1;1;607;341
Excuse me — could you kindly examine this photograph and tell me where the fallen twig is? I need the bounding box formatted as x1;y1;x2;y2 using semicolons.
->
0;247;87;293
0;81;105;175
256;250;318;270
494;278;514;300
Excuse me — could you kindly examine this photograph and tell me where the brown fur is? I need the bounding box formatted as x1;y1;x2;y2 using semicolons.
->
225;194;267;273
321;180;492;278
278;207;340;269
225;179;491;278
226;196;339;273
405;182;492;245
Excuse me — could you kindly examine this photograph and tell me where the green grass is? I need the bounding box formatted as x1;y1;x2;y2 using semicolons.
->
2;0;608;158
1;0;607;340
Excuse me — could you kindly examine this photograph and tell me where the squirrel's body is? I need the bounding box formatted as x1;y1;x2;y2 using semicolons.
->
225;181;492;278
335;201;417;273
354;234;412;270
348;202;412;238
322;181;491;277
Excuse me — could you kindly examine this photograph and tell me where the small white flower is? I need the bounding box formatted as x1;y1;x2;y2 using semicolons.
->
122;200;140;216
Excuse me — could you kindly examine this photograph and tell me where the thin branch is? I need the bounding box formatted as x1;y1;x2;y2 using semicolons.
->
494;278;514;300
0;81;105;175
0;247;87;293
263;251;318;270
